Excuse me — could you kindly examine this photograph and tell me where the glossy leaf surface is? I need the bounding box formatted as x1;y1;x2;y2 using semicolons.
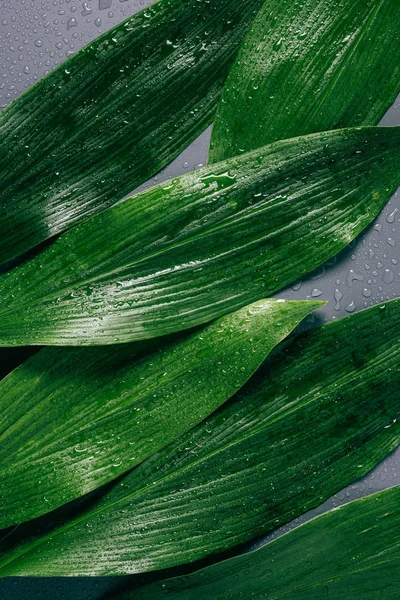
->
0;299;399;576
0;299;320;528
128;485;400;599
0;126;399;345
0;0;264;264
210;0;400;162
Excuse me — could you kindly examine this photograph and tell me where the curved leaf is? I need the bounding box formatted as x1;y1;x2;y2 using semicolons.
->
0;126;399;346
128;485;400;600
209;0;400;162
0;298;399;576
0;0;265;264
0;298;321;528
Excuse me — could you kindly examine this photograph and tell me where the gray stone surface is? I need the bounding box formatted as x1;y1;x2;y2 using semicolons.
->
0;1;399;598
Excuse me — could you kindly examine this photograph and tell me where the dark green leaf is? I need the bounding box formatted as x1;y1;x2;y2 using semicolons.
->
0;0;264;264
209;0;400;162
0;126;399;346
127;485;400;600
0;298;320;528
0;298;399;576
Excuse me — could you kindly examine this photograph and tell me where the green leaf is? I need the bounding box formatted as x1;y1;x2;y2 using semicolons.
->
0;0;265;265
209;0;400;163
0;298;320;528
0;126;399;346
0;298;399;577
126;485;400;600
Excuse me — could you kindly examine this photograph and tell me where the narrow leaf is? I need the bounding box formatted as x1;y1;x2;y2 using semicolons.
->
0;126;399;346
0;0;264;264
128;485;400;600
0;299;320;528
209;0;400;162
0;298;399;577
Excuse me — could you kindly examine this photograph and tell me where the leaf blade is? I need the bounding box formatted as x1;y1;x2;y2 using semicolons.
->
127;485;400;600
0;126;399;345
209;0;400;162
0;298;399;576
0;298;320;528
0;0;264;264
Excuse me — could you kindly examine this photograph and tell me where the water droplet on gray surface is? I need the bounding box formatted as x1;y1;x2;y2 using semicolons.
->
81;2;92;16
383;269;395;284
346;269;364;287
311;265;326;280
362;288;372;298
345;301;356;313
67;17;78;30
333;289;342;311
99;0;112;9
311;288;323;298
387;208;398;223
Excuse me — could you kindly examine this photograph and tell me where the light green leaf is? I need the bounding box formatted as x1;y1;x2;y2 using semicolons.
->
0;298;399;577
0;126;399;346
0;298;320;528
127;485;400;600
209;0;400;162
0;0;264;264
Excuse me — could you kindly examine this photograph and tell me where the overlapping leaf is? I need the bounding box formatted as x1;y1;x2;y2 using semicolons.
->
0;299;320;528
210;0;400;162
0;0;265;264
0;299;399;577
0;126;399;345
127;485;400;599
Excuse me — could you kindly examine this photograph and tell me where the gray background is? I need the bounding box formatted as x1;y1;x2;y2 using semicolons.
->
0;0;399;598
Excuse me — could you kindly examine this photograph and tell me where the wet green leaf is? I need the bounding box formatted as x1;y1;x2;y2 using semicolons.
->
210;0;400;162
0;126;398;345
0;0;264;264
0;299;399;576
0;299;320;528
127;485;400;600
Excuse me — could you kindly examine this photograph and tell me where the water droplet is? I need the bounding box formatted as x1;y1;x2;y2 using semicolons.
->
99;0;112;9
291;281;302;291
35;39;43;47
67;17;78;30
362;288;372;298
200;171;237;190
311;288;323;298
95;17;102;27
333;289;343;311
387;237;396;247
74;444;87;453
311;266;326;280
81;2;92;16
273;38;283;51
387;208;398;224
345;301;356;314
383;269;394;284
346;269;364;287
